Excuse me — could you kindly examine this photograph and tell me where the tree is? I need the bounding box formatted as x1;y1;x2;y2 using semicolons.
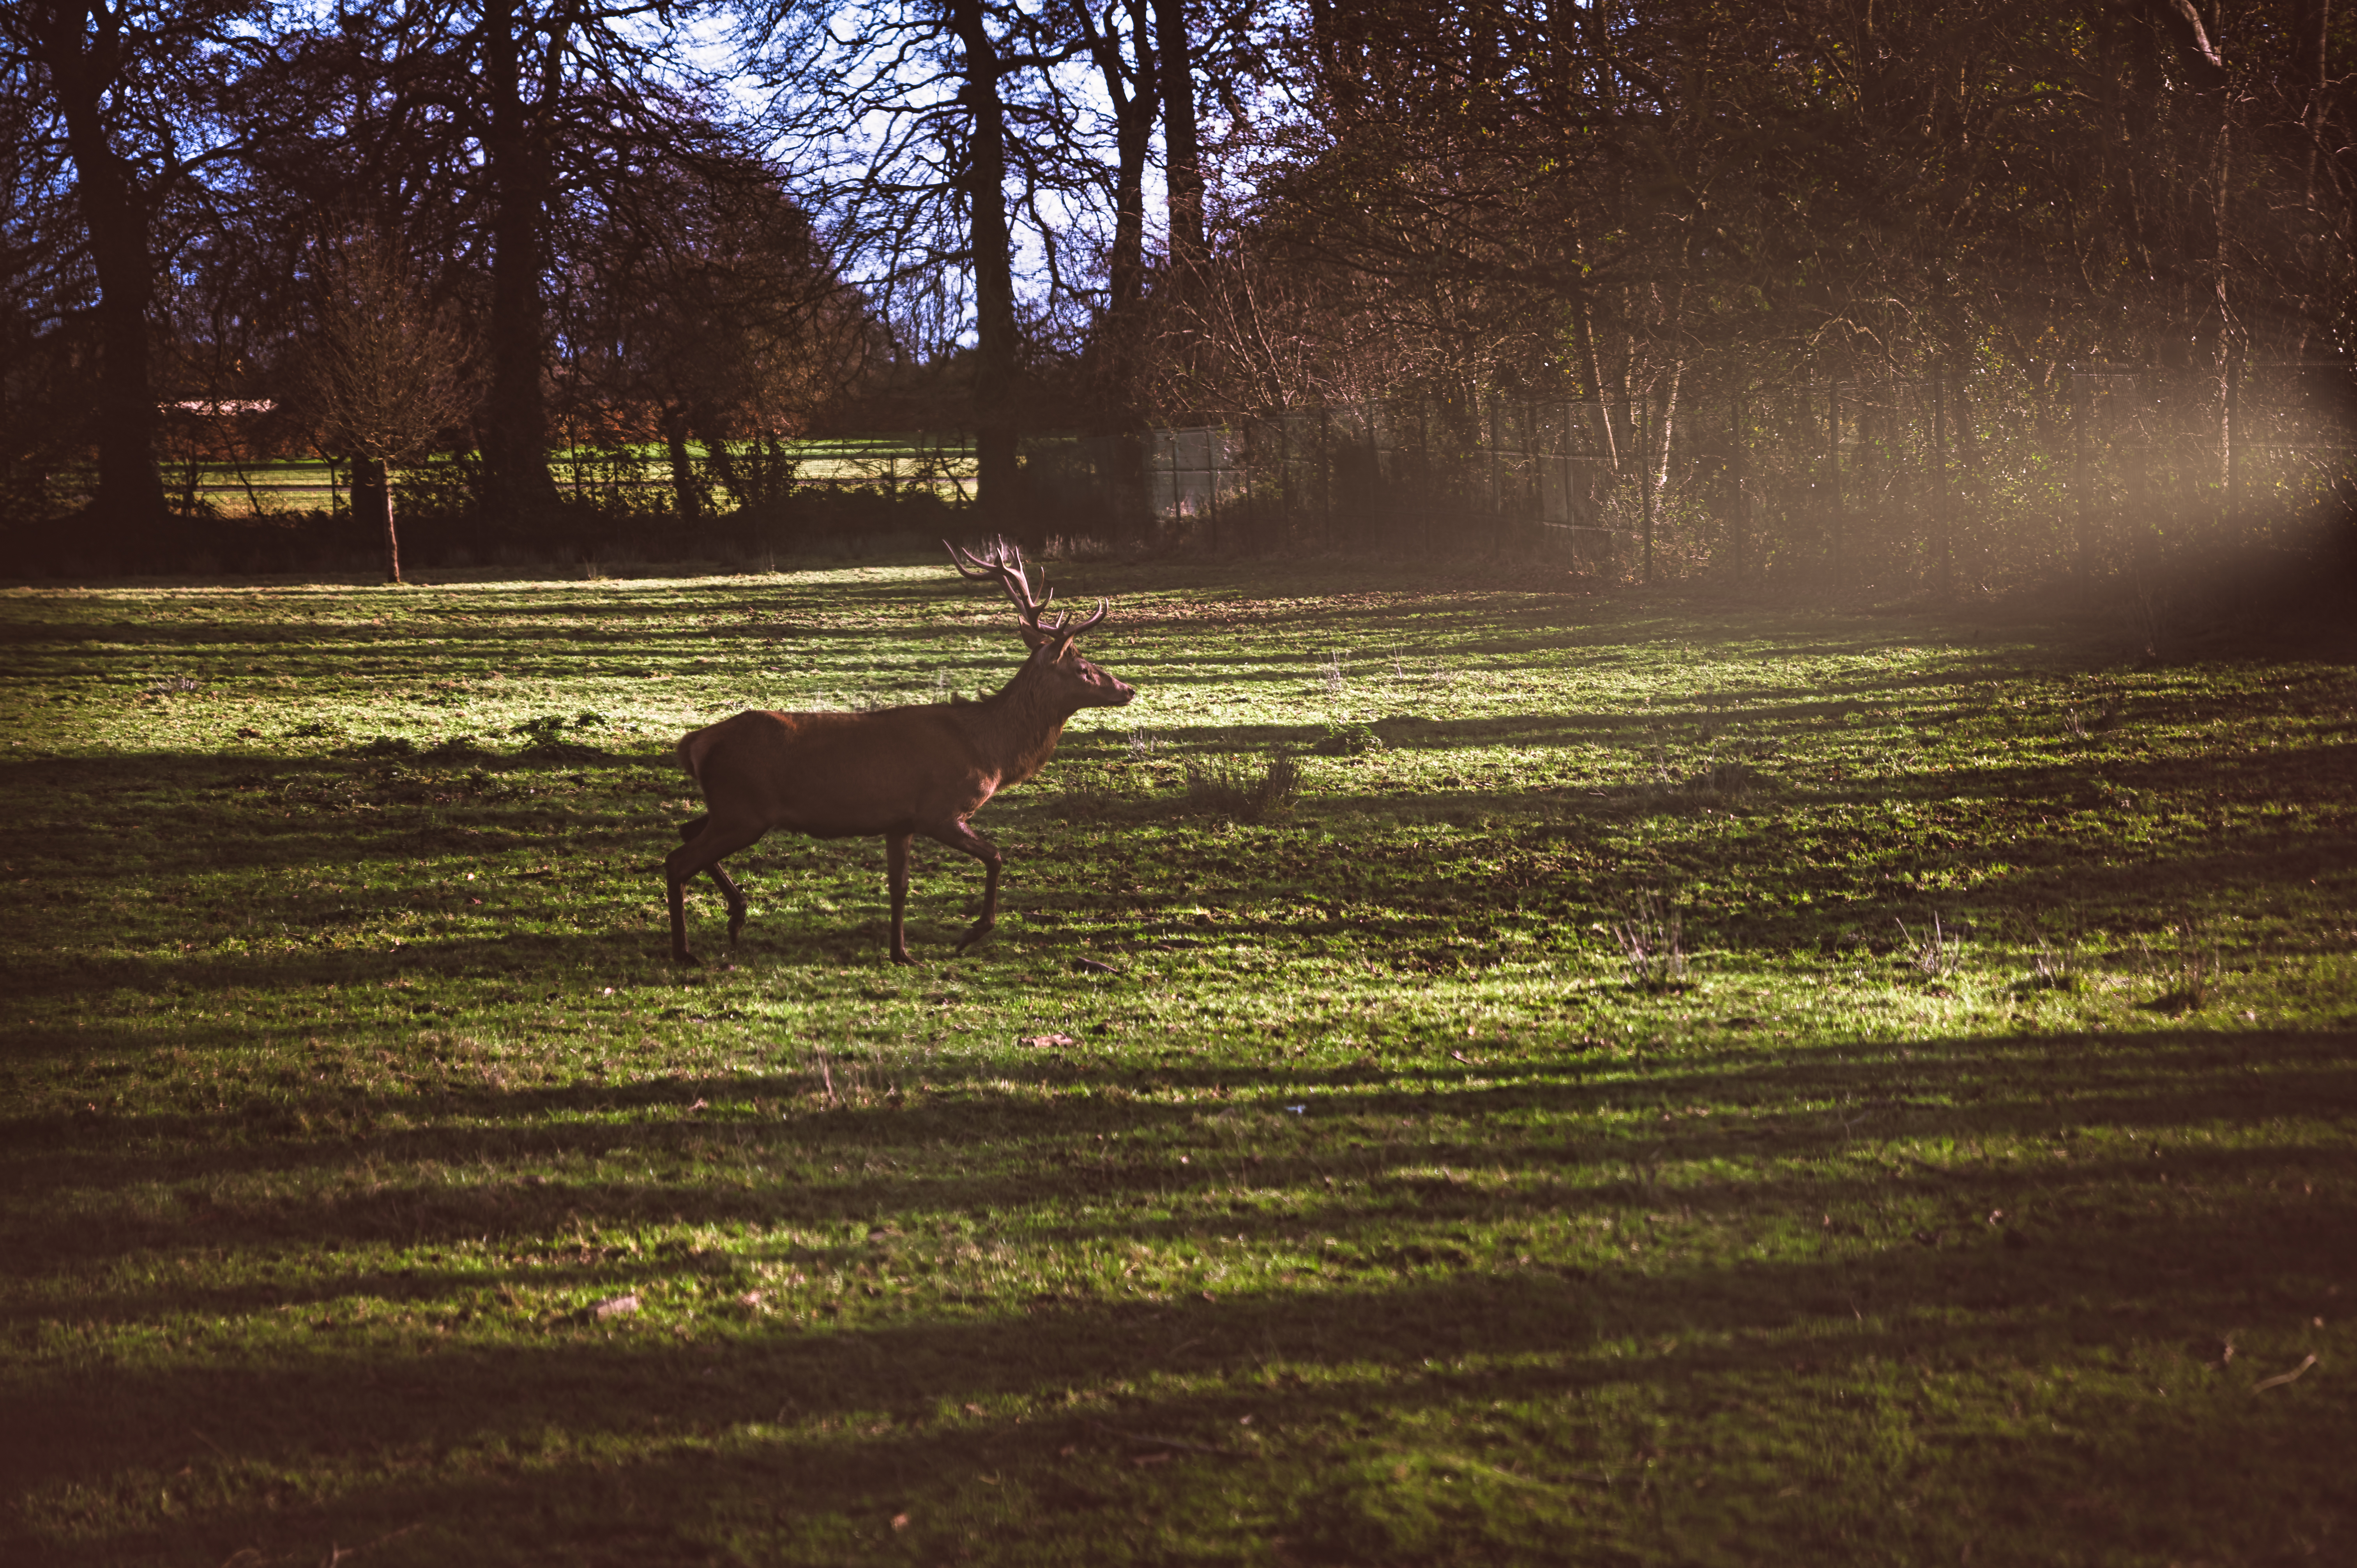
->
556;151;875;522
289;228;474;582
0;0;261;558
743;0;1100;521
0;51;95;547
231;0;746;529
1066;0;1156;320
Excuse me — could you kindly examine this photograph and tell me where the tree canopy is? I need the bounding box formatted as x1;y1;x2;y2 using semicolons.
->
0;0;2346;566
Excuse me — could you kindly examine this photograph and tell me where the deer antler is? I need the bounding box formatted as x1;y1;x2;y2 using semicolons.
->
945;539;1106;638
945;537;1048;622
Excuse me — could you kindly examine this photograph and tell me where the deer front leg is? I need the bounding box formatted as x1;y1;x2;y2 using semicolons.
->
666;872;698;965
927;820;1003;954
680;818;749;943
887;832;916;965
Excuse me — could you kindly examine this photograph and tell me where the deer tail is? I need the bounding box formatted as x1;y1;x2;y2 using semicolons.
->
678;711;761;809
677;725;716;791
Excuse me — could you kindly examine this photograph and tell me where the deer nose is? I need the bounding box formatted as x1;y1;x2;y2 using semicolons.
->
1110;678;1135;705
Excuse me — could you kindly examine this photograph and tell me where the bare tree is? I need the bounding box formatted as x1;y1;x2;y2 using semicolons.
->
290;229;474;582
0;0;261;559
741;0;1101;521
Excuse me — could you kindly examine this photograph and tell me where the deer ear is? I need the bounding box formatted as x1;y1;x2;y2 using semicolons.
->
1018;624;1057;651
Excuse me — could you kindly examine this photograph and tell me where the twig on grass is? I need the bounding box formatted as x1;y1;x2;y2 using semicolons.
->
2252;1354;2317;1392
1610;892;1687;989
1895;913;1963;976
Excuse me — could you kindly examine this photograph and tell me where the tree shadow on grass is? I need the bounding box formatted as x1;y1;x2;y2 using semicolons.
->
6;1027;2351;1306
6;1181;2350;1565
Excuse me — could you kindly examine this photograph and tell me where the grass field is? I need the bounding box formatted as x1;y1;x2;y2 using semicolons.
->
2;556;2354;1566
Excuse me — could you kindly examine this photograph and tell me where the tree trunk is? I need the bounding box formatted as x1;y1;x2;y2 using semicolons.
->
480;0;559;521
949;0;1019;524
34;4;168;557
1103;0;1156;314
351;454;387;555
2296;0;2330;209
1647;363;1681;584
1156;0;1206;292
664;408;701;520
1078;0;1157;426
362;458;401;583
1572;293;1620;474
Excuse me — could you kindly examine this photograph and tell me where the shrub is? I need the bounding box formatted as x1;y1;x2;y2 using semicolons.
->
1311;720;1385;755
1184;751;1304;823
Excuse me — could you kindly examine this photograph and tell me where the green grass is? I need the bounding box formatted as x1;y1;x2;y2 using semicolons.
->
2;557;2354;1566
170;437;977;517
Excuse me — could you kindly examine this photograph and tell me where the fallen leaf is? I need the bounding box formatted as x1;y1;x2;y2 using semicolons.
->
891;1513;910;1531
593;1294;640;1320
1020;1033;1076;1048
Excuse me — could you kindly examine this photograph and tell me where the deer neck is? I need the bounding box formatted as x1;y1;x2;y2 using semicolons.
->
968;665;1074;787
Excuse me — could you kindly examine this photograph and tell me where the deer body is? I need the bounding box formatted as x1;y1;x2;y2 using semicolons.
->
664;543;1133;965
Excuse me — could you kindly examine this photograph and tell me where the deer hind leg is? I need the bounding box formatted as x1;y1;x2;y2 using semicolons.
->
678;818;749;942
666;816;767;964
925;820;1003;955
886;832;915;966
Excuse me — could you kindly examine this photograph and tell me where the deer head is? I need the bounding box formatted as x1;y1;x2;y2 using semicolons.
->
946;539;1134;710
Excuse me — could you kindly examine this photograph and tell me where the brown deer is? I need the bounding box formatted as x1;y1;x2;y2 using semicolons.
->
663;540;1135;965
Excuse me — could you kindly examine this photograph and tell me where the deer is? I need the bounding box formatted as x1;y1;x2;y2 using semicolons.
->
663;540;1135;966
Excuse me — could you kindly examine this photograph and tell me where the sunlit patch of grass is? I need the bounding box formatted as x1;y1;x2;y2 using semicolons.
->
1;559;2353;1564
